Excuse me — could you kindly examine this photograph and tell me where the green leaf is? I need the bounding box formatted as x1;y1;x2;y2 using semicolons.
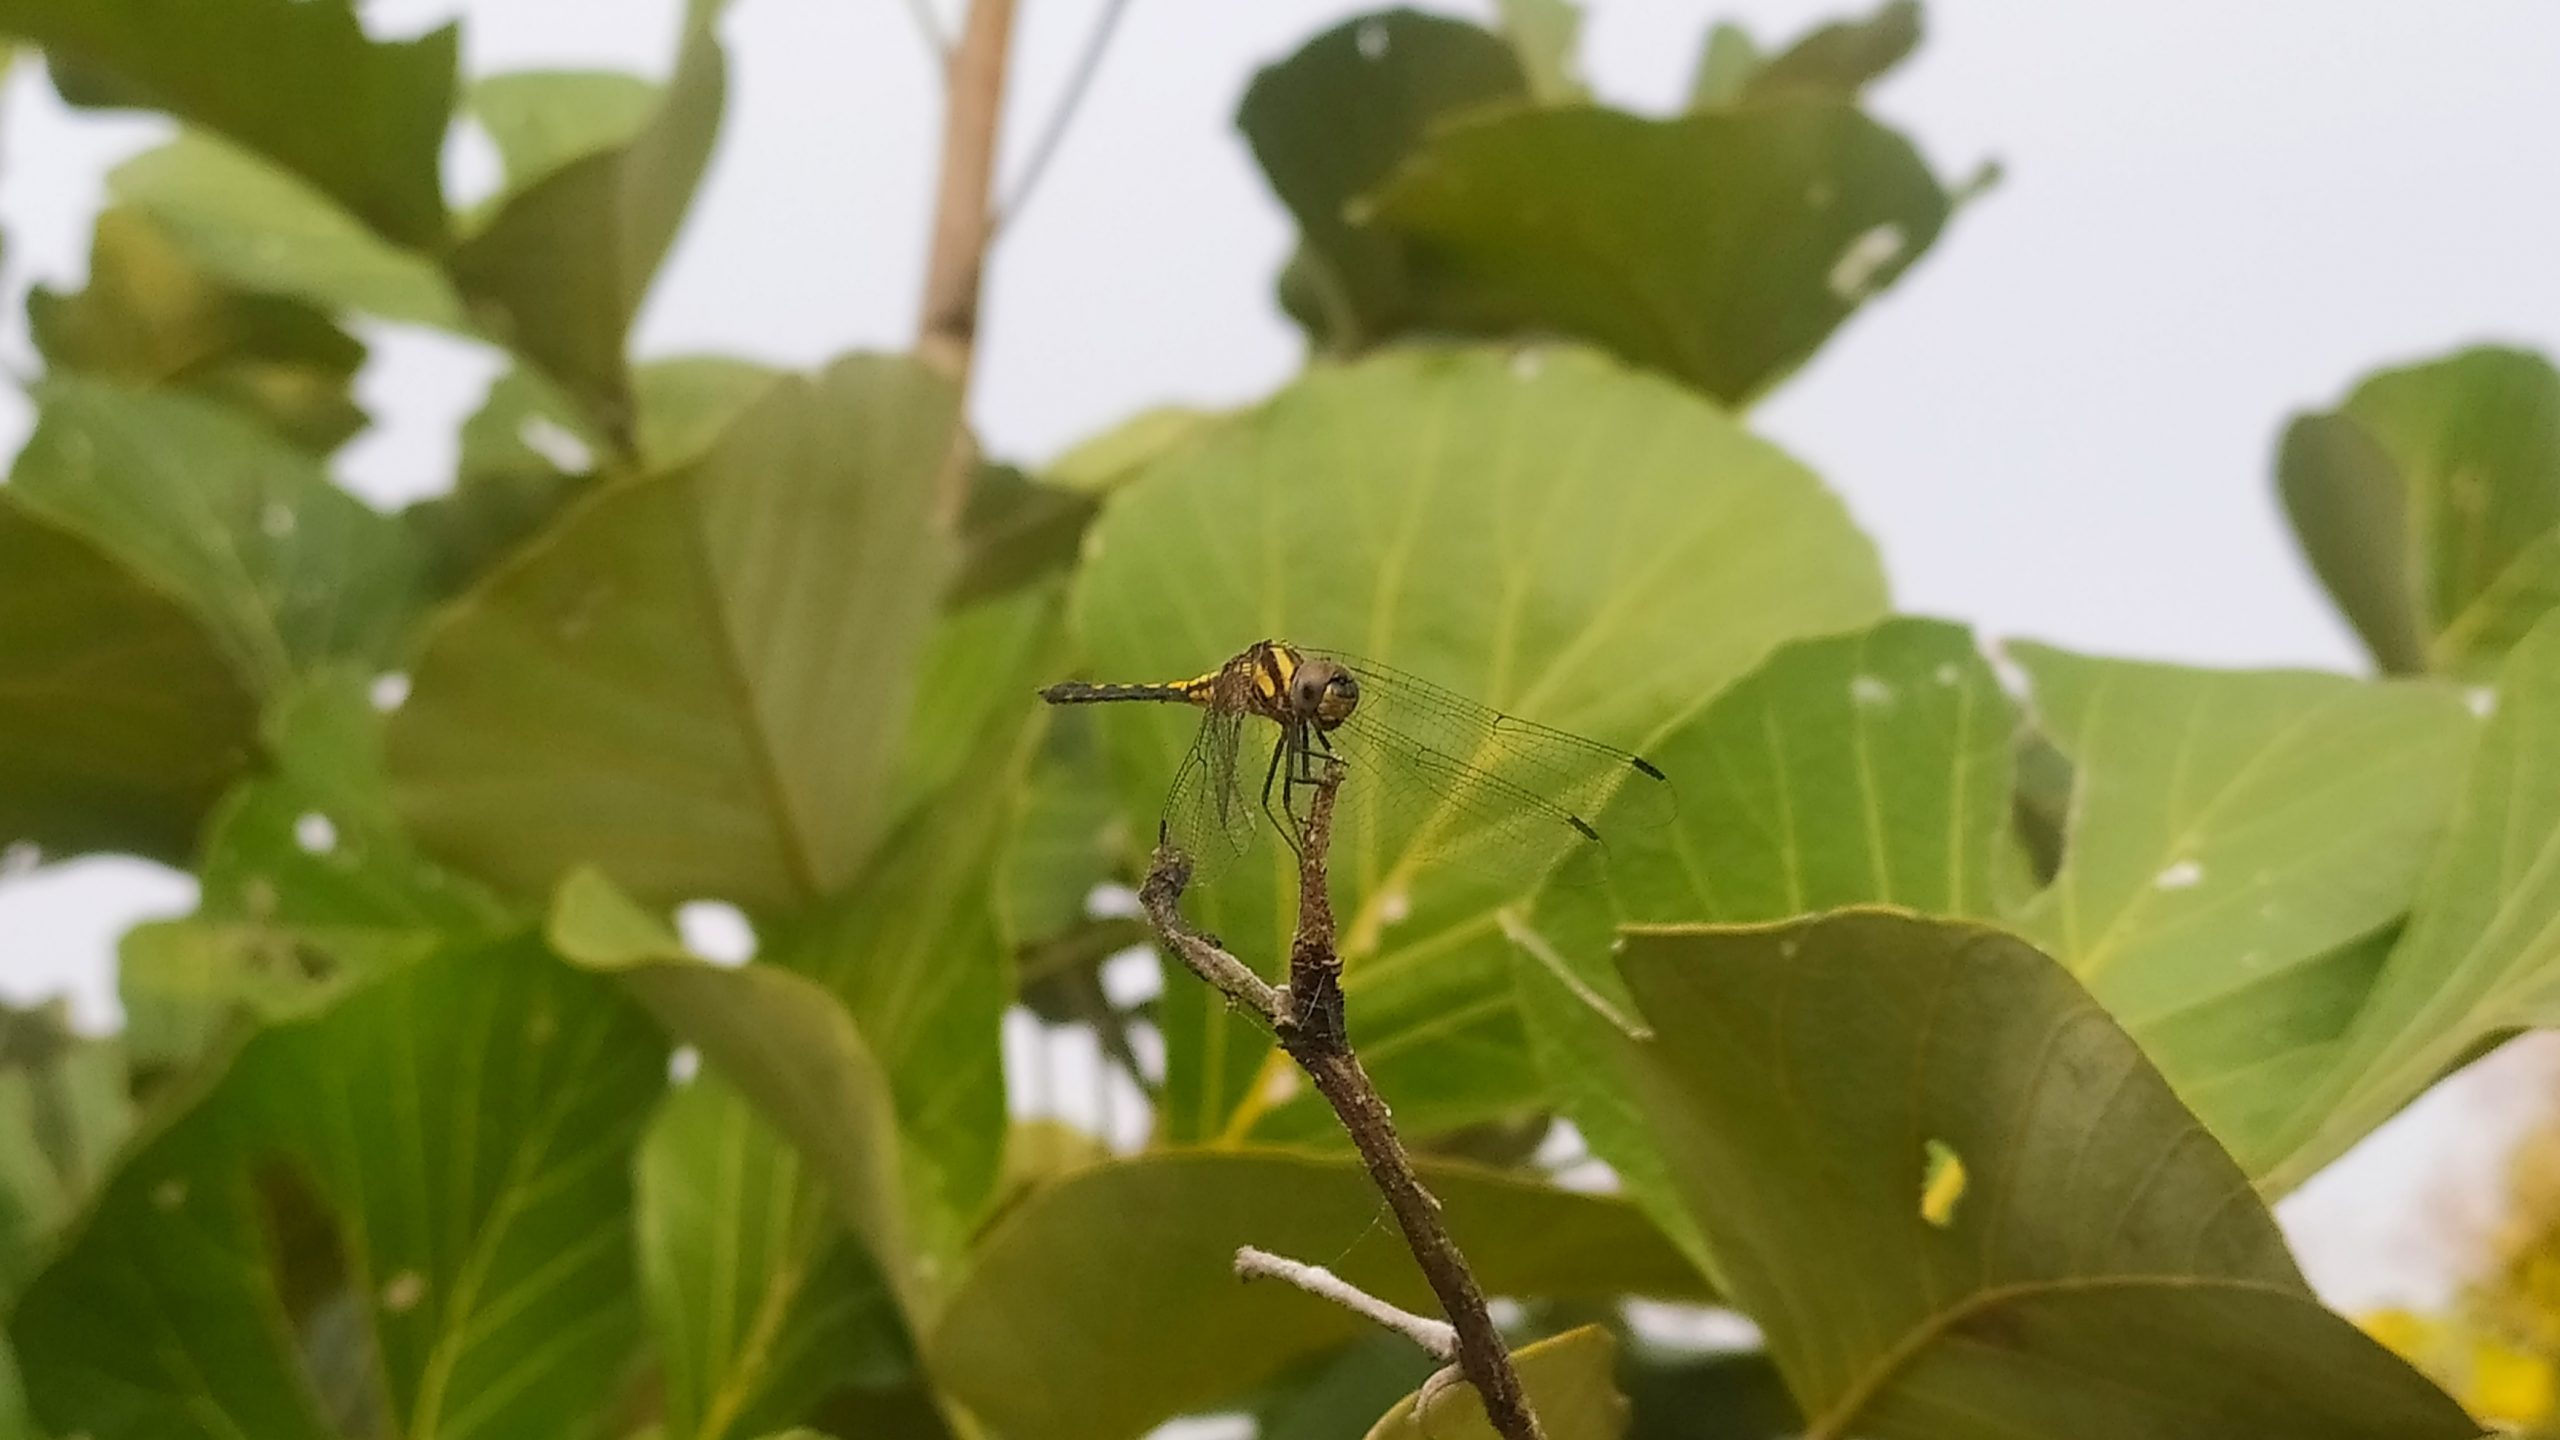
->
2269;614;2560;1190
1045;403;1221;496
1621;1349;1800;1440
2280;346;2560;676
120;672;516;1066
446;11;727;444
1736;1;1923;103
0;1001;131;1296
4;0;453;246
1493;0;1585;103
411;355;783;600
1239;11;1530;349
0;497;257;862
547;871;932;1320
927;1148;1708;1440
1067;345;1884;1144
1512;618;2014;1272
1686;23;1764;109
639;1077;915;1440
11;937;669;1440
467;69;663;203
108;132;468;329
1365;1325;1624;1440
1252;1335;1439;1440
952;463;1096;607
390;356;960;911
7;379;425;693
1360;102;1950;404
2003;645;2477;1179
1611;909;2478;1440
30;207;367;453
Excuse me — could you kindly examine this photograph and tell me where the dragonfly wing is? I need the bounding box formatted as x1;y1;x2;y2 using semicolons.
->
1161;708;1261;879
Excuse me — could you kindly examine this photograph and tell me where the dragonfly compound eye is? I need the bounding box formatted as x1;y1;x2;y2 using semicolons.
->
1317;671;1360;728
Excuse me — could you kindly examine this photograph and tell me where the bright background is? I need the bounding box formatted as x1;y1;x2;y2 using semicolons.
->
5;0;2558;1319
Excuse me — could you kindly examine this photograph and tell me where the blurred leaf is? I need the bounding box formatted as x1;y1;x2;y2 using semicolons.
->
2271;614;2560;1190
0;1338;30;1440
1253;1334;1439;1440
446;10;726;446
11;938;669;1440
1620;1348;1800;1440
1611;910;2478;1439
407;356;781;598
30;207;367;453
467;69;662;204
0;498;257;862
121;672;515;1067
108;132;468;329
547;870;932;1320
1513;618;2014;1273
639;1077;916;1440
928;1148;1709;1440
2281;346;2560;677
1686;23;1763;109
390;356;959;911
1240;11;1530;349
2003;645;2477;1180
952;463;1095;606
0;1001;130;1295
3;0;453;246
1360;102;1949;404
999;705;1125;949
1046;404;1221;496
8;379;425;692
1737;0;1923;102
1493;0;1584;102
1364;1325;1623;1440
1067;346;1883;1146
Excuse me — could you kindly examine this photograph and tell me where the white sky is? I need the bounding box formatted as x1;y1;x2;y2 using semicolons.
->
3;0;2558;1319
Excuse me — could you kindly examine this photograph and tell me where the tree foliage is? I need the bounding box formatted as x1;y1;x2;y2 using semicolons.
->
0;1;2551;1436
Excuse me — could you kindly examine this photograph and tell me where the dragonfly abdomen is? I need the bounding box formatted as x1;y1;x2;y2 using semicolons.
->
1039;680;1201;705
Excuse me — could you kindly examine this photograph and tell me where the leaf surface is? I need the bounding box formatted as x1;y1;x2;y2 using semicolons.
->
1364;1325;1625;1440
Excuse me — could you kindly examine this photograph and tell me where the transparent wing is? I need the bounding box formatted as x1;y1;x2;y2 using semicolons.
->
1159;708;1263;882
1307;651;1675;886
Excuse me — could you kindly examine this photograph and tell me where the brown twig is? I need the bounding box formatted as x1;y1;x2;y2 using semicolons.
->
1140;766;1547;1440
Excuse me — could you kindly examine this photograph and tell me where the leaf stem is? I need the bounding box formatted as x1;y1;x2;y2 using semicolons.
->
917;0;1017;521
994;0;1136;231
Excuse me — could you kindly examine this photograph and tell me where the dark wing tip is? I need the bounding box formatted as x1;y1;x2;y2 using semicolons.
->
1629;755;1668;780
1566;814;1602;842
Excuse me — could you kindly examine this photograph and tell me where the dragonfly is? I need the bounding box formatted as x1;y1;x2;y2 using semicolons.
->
1040;640;1672;886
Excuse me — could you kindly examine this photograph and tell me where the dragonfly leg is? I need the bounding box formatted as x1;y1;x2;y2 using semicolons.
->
1259;729;1304;853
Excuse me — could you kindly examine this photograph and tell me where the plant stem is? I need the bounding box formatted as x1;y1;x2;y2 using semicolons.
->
917;0;1017;521
1137;768;1547;1440
995;0;1135;229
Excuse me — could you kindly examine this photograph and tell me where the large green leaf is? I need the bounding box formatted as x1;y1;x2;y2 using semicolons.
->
8;379;424;692
466;70;662;206
2280;346;2560;677
2267;613;2560;1191
1358;102;1949;404
1610;910;2478;1439
0;498;257;862
30;207;366;453
547;871;933;1321
1364;1325;1624;1440
389;355;960;911
120;672;515;1067
108;133;468;330
4;0;453;246
638;1077;915;1440
1067;345;1884;1144
446;10;726;445
1239;10;1530;349
927;1148;1708;1440
0;1001;130;1296
1713;0;1924;104
10;938;668;1440
1512;618;2013;1271
2003;645;2477;1178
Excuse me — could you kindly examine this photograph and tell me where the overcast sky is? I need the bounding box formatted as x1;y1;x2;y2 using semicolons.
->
3;0;2558;1316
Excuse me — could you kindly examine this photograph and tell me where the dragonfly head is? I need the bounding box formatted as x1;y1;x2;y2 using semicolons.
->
1291;658;1362;730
